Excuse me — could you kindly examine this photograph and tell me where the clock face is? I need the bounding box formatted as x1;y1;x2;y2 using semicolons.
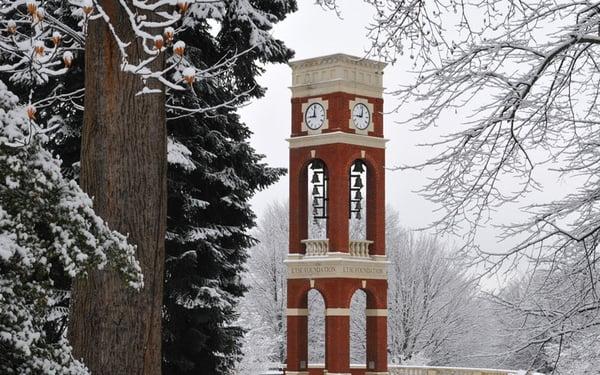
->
305;102;325;130
352;103;371;130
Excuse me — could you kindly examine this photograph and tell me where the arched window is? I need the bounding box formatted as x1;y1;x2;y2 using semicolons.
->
308;159;328;239
349;289;367;366
349;160;367;240
307;289;325;365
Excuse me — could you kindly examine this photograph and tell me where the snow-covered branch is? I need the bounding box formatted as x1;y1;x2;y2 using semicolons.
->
319;0;600;369
0;0;284;145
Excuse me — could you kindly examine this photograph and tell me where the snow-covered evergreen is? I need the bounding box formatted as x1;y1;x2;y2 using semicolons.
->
0;81;142;374
161;2;294;367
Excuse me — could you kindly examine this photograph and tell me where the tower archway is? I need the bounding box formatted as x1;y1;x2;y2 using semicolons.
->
308;289;326;365
307;159;328;240
349;160;367;241
350;289;367;366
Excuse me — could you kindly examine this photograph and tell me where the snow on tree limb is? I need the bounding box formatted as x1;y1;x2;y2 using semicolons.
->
320;0;600;369
0;80;142;373
0;0;279;144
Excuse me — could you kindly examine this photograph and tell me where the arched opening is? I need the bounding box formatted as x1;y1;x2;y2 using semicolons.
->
349;159;373;258
350;289;367;366
307;289;325;366
308;159;328;239
349;159;367;240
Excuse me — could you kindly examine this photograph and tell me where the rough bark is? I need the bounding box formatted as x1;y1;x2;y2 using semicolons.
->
69;1;166;374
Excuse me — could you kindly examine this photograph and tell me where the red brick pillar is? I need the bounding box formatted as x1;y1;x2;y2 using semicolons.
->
321;278;353;374
287;314;308;373
327;149;349;253
366;152;385;256
325;312;350;374
289;152;308;254
366;283;388;373
287;280;309;374
366;315;387;372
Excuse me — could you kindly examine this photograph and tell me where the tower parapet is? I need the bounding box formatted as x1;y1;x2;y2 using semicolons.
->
289;53;386;99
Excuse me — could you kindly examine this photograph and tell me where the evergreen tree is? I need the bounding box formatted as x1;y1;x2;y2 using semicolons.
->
0;0;89;352
0;81;142;374
162;2;295;373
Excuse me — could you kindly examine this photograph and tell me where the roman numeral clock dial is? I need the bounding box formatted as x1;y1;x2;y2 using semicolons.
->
305;102;325;130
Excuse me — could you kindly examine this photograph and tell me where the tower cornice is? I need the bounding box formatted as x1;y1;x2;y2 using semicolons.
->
289;54;387;99
289;53;387;71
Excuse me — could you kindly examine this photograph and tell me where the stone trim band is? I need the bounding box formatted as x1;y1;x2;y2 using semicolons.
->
325;308;350;316
366;309;388;317
286;308;387;317
287;131;388;149
286;308;309;316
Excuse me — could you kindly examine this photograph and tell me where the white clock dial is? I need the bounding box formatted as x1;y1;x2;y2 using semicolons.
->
352;103;371;130
305;102;325;130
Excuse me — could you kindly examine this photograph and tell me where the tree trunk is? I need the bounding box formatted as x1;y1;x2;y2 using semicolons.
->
69;1;166;374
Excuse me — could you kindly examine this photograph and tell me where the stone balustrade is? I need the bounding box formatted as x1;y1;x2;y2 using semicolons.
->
388;365;518;375
301;239;329;256
300;239;374;257
262;364;526;375
349;239;373;257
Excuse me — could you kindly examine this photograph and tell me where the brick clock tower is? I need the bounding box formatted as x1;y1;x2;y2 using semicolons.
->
285;54;388;375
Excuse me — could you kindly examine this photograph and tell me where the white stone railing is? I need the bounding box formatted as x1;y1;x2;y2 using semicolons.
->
349;239;373;257
262;364;530;375
300;239;373;257
301;239;329;256
388;365;521;375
